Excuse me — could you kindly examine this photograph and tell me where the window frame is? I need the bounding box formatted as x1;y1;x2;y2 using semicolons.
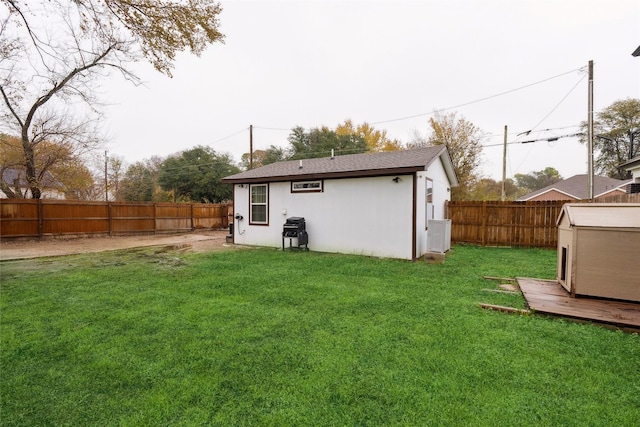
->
425;178;434;227
291;180;324;193
249;183;269;225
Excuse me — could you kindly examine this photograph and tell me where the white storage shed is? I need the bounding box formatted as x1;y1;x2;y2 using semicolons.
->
222;147;458;260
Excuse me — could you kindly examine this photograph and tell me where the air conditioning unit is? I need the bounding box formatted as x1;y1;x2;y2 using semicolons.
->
427;219;451;253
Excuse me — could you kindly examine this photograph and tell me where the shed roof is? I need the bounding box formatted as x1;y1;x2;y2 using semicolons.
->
223;146;459;185
556;203;640;228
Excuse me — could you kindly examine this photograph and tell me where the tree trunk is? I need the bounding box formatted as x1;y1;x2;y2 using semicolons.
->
22;132;41;199
0;177;18;199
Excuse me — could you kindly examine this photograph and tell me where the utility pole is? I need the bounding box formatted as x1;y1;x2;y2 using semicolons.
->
587;60;594;201
104;150;108;202
249;124;253;170
501;125;507;201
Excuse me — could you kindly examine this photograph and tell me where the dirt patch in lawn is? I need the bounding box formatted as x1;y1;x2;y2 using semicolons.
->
0;230;238;261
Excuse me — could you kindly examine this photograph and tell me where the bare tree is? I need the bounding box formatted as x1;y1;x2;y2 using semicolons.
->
409;112;485;200
0;0;224;198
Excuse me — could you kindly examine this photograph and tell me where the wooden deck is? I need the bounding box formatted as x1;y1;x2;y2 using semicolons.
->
517;278;640;332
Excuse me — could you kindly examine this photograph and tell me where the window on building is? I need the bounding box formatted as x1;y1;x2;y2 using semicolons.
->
291;180;323;193
250;184;268;224
426;178;434;225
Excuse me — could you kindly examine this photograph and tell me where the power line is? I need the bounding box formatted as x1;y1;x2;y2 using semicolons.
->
210;128;248;145
508;73;586;174
484;124;581;139
369;66;586;126
520;74;586;138
252;126;290;132
209;66;589;160
264;147;370;159
482;132;583;148
238;66;588;138
227;66;587;144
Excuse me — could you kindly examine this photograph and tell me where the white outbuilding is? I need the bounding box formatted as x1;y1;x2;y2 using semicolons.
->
222;146;458;260
620;155;640;194
556;203;640;302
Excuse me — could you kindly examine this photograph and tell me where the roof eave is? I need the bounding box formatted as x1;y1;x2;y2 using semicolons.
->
556;207;569;227
620;156;640;170
437;149;459;187
595;187;628;198
222;166;425;184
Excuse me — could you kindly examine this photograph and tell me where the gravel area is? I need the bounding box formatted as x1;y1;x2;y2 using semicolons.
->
0;230;235;261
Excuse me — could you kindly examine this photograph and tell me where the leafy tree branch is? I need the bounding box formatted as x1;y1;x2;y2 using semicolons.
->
0;0;224;198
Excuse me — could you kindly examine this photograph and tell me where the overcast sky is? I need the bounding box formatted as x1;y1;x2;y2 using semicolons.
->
103;0;640;181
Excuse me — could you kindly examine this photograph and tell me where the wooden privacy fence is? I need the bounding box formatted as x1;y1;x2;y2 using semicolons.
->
0;199;233;239
447;200;565;248
446;195;640;248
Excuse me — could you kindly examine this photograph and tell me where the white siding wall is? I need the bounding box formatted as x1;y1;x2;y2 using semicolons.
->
428;157;452;220
233;175;414;259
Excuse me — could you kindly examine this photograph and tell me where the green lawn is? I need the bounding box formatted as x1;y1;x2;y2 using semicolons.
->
1;245;638;426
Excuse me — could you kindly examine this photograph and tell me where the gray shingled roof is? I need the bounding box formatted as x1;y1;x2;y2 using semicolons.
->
517;174;630;201
223;146;458;184
1;168;60;188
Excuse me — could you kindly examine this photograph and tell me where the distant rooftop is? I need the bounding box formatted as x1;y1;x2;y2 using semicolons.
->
517;174;630;201
1;167;60;188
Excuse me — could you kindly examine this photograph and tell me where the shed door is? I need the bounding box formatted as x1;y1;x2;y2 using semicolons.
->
558;244;571;293
560;246;568;282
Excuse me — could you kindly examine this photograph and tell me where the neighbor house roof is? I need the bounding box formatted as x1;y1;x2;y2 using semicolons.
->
1;168;60;188
517;174;630;201
620;155;640;171
223;146;459;185
557;203;640;228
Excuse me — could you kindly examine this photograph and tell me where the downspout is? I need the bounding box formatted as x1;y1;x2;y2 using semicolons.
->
412;173;417;260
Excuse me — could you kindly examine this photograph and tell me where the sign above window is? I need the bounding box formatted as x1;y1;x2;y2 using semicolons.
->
291;180;323;193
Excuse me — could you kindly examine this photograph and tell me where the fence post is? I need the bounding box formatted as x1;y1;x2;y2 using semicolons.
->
37;198;43;239
481;201;487;246
190;204;194;231
108;202;112;236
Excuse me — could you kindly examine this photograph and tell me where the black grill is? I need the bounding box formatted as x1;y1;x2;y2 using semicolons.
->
282;217;308;250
